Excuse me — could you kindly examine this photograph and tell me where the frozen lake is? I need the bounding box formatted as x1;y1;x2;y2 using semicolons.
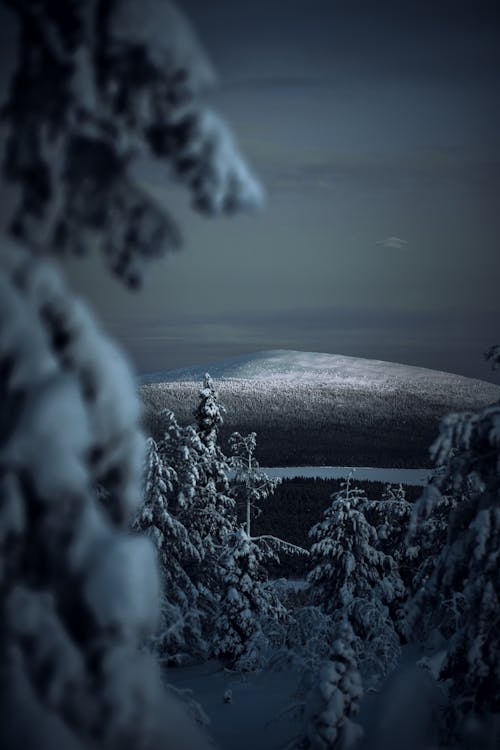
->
261;466;431;485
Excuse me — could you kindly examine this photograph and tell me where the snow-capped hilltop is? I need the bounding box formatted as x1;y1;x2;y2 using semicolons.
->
139;351;500;468
140;349;343;383
138;349;498;389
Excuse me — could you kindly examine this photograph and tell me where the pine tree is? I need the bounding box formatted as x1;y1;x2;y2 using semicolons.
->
308;478;404;612
404;394;500;738
305;620;364;750
160;410;236;572
1;0;263;287
191;378;236;558
0;1;262;747
229;431;281;536
308;478;404;682
0;244;209;750
212;529;285;668
193;373;224;449
133;438;205;662
365;483;414;588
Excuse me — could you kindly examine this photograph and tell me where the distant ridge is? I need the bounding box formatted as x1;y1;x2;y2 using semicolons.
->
139;350;500;468
138;349;498;388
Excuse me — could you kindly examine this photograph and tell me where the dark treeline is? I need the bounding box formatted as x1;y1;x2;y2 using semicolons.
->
141;376;499;467
250;477;422;576
142;392;441;467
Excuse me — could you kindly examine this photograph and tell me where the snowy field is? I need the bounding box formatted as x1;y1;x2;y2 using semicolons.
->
165;661;302;750
261;466;431;485
165;646;444;750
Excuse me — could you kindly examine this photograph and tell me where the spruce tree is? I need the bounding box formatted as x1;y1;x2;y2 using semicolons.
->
405;392;500;738
366;483;414;588
0;1;262;746
308;478;404;612
229;431;281;536
160;410;235;571
193;373;224;449
133;438;205;662
305;620;364;750
212;529;284;668
308;478;404;682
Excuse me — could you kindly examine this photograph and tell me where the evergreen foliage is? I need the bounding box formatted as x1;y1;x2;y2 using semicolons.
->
193;373;224;449
0;1;262;747
229;431;281;536
363;484;415;589
308;478;404;683
405;394;500;737
305;620;363;750
160;410;235;570
1;0;263;287
0;244;209;750
132;438;204;662
212;529;285;668
308;478;405;612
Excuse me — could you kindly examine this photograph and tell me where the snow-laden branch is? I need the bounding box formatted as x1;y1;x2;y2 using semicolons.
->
252;535;310;558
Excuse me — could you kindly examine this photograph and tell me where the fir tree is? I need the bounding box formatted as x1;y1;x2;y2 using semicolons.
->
229;431;281;536
305;620;364;750
0;1;262;747
212;529;285;668
308;478;404;682
161;411;236;566
366;483;414;588
405;393;500;739
133;438;205;662
308;478;404;612
193;373;224;449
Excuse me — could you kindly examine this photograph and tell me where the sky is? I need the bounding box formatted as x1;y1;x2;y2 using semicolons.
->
4;1;500;380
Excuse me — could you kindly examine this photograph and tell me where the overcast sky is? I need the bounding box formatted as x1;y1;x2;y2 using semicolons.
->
6;1;500;380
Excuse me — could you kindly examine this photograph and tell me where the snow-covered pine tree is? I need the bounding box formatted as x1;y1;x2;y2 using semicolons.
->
404;389;500;739
305;620;364;750
229;431;281;537
133;438;205;662
212;528;285;669
0;244;210;750
0;1;263;747
308;477;405;612
160;410;235;576
193;373;224;449
378;484;411;556
157;411;201;514
403;481;457;606
363;483;415;589
1;0;263;287
191;375;236;559
151;409;235;642
308;477;404;682
381;483;407;503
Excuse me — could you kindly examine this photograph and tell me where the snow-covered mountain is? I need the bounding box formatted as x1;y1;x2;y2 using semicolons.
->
138;349;497;387
139;350;500;467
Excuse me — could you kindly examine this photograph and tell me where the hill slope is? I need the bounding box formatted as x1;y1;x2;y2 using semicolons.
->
139;350;500;467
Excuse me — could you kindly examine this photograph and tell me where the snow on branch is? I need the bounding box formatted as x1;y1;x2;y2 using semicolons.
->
252;535;310;559
2;0;264;286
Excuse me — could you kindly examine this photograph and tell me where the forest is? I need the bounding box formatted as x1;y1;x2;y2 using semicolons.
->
0;2;498;750
141;376;498;467
133;372;500;748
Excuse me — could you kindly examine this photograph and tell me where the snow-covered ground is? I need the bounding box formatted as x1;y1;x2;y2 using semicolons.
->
165;660;302;750
165;646;444;750
261;466;431;485
138;349;499;390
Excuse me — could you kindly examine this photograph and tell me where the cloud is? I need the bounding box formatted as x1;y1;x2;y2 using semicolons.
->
376;236;408;250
